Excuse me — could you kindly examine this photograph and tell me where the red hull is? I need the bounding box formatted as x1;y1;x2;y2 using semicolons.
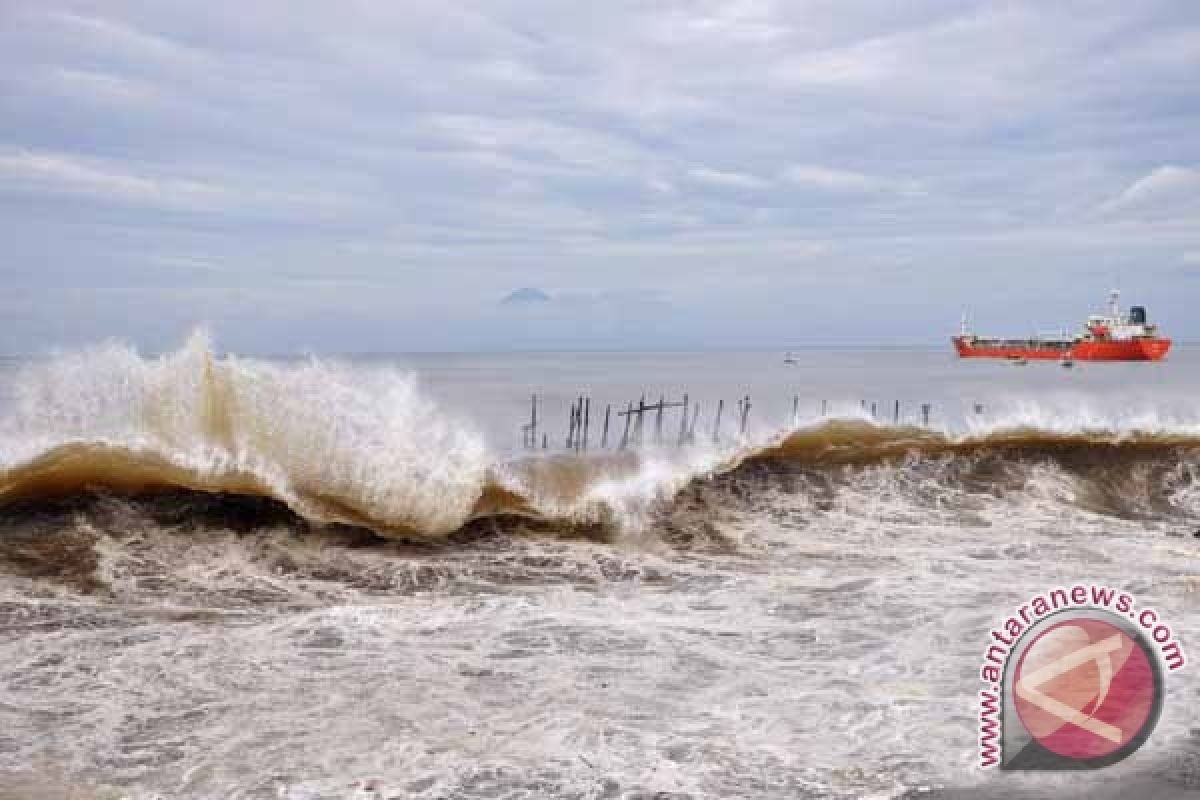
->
953;336;1171;361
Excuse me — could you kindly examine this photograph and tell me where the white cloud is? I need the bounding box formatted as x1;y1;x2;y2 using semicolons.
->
1103;165;1200;213
686;166;769;190
0;150;180;202
0;149;348;217
1;1;1199;349
49;67;154;103
425;114;653;177
780;164;924;198
782;164;876;191
47;11;203;68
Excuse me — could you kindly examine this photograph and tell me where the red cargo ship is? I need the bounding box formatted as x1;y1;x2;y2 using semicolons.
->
953;291;1171;361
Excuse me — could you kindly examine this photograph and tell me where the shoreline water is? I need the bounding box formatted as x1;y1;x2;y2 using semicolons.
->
0;337;1196;798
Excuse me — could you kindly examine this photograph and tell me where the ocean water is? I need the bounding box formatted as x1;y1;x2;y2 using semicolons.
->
0;333;1197;799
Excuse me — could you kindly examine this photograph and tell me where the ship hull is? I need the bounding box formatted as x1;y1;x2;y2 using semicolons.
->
952;336;1171;361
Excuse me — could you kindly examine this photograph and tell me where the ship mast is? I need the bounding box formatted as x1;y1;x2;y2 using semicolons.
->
1108;288;1120;319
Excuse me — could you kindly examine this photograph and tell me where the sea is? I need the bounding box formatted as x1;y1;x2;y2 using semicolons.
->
0;332;1196;799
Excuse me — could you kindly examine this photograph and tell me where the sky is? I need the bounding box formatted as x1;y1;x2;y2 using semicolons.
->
2;1;1199;353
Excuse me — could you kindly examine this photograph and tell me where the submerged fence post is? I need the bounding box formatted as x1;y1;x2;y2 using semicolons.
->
531;394;538;449
565;400;575;449
634;395;646;446
583;397;590;451
713;398;724;443
619;401;632;450
740;395;751;436
921;403;931;427
821;399;828;417
678;393;689;447
601;404;611;449
688;404;700;444
893;400;900;424
655;395;664;445
542;432;547;449
792;394;799;426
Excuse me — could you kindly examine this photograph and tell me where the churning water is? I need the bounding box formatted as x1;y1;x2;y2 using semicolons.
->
0;333;1197;798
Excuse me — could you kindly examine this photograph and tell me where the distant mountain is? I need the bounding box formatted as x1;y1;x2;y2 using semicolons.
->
501;287;551;305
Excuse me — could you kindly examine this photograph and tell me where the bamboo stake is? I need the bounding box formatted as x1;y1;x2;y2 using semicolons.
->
634;395;646;446
619;401;632;450
566;400;575;449
678;393;689;446
583;397;590;451
655;395;664;445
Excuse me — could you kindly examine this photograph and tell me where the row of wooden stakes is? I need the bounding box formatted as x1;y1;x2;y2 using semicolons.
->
520;394;971;451
521;394;751;451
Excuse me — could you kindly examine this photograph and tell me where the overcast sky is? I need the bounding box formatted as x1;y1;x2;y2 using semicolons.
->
2;1;1199;352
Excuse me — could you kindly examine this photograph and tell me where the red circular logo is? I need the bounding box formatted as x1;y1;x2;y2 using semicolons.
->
1013;617;1158;760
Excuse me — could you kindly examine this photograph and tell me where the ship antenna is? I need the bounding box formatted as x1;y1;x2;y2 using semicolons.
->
960;311;968;336
1109;287;1120;318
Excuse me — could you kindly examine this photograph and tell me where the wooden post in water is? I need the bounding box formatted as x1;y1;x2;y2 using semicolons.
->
573;399;582;450
573;401;581;450
821;399;828;417
655;395;664;445
542;433;547;449
974;403;984;415
870;401;877;420
619;401;633;450
531;394;538;449
739;395;752;436
688;404;700;443
792;394;799;426
601;404;611;449
634;395;646;446
921;403;931;427
582;397;590;451
713;398;724;443
678;394;689;446
893;400;900;424
565;400;575;449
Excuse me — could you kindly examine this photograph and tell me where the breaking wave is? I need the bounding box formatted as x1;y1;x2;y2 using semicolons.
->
1;333;1199;538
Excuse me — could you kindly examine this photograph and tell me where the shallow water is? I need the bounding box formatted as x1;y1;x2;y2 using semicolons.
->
0;338;1197;798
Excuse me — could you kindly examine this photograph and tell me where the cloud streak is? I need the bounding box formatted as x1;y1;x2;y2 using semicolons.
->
0;1;1197;351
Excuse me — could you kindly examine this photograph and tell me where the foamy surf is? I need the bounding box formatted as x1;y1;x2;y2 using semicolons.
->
1;340;1197;800
2;333;1199;538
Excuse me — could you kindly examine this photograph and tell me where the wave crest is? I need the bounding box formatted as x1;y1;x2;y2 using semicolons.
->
1;336;1198;537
